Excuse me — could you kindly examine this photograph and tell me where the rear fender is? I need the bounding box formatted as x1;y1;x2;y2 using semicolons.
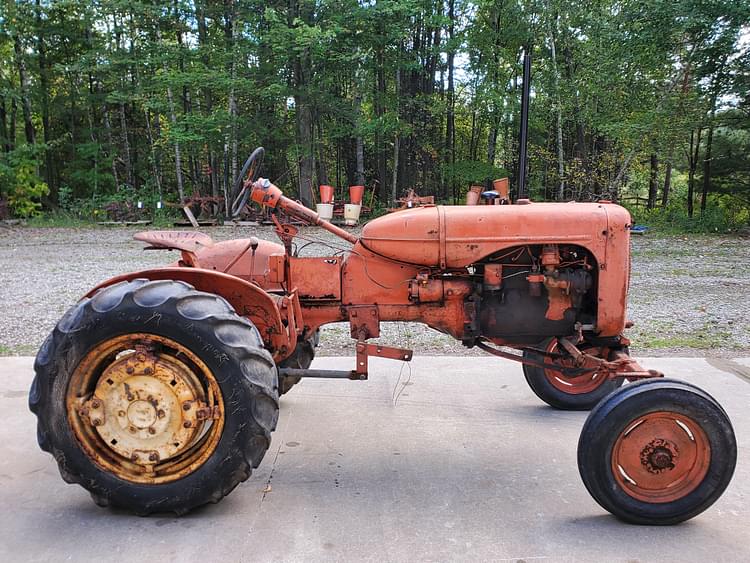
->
86;268;294;361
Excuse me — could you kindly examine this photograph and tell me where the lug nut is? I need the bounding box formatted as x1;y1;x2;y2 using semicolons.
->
157;409;165;418
129;426;136;433
183;421;192;428
126;366;134;375
92;418;102;426
148;427;156;435
148;453;159;462
131;453;139;462
143;367;153;375
91;399;101;409
182;402;191;411
118;410;126;417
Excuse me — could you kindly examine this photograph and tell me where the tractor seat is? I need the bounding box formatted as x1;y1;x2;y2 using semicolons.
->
134;231;214;252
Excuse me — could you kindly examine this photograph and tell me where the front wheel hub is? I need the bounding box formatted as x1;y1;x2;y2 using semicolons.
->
611;411;710;503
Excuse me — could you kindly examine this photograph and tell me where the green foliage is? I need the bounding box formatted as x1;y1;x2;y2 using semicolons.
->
627;196;749;234
58;183;178;222
0;0;748;232
0;147;50;217
444;160;508;188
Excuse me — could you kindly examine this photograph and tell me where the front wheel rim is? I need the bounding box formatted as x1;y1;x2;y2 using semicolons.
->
66;333;224;485
611;410;711;503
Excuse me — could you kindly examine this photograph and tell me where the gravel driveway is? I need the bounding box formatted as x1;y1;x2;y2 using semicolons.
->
1;224;748;357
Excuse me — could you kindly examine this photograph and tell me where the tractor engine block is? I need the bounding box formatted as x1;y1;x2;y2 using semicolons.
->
476;244;596;344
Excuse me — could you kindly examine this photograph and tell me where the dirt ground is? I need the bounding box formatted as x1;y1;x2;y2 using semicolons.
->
0;223;748;357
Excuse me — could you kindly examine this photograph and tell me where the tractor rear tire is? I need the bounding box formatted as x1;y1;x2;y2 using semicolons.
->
578;378;736;525
277;330;319;395
523;338;624;410
29;279;279;515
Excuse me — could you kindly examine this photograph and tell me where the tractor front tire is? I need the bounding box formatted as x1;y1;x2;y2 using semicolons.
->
578;378;736;525
523;338;624;410
29;279;279;515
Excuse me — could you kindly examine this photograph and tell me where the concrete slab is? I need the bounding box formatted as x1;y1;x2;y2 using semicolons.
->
1;355;748;562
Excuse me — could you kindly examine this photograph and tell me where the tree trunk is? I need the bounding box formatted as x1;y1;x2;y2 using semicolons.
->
355;134;365;187
35;0;55;196
144;108;163;201
354;88;365;186
0;96;9;153
316;118;329;186
487;126;498;167
14;35;36;146
661;160;672;207
486;9;502;173
9;97;17;152
165;83;185;202
445;0;456;202
374;39;387;200
296;100;314;206
102;107;120;189
197;2;219;197
687;128;702;218
701;121;714;214
291;1;315;207
546;5;565;200
222;1;239;213
157;26;185;202
119;102;134;188
391;62;401;203
647;153;658;209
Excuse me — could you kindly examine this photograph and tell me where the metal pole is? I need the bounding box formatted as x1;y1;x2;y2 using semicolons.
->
517;46;532;200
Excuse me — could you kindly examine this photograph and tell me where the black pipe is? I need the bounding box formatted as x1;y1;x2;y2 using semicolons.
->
517;46;532;200
278;367;361;379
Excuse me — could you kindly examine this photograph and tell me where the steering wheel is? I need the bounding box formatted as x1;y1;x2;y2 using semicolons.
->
230;147;265;217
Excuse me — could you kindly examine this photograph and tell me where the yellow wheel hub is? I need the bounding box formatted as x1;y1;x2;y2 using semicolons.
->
68;334;224;484
87;353;206;464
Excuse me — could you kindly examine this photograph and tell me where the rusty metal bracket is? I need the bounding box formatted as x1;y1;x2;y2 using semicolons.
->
478;338;663;381
354;341;413;380
271;213;298;254
277;342;413;381
477;340;593;377
348;305;380;340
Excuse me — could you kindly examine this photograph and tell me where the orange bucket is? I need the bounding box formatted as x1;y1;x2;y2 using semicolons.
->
466;185;482;206
493;178;510;200
319;184;334;204
349;185;365;205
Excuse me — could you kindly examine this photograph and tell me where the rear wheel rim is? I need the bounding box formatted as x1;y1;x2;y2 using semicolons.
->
611;410;711;503
543;341;608;395
66;333;224;484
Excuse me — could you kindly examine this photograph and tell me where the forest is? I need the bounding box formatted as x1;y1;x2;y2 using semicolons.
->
0;0;749;229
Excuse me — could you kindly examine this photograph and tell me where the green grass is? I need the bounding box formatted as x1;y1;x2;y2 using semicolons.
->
0;344;37;356
26;212;92;227
638;334;733;349
25;210;184;228
636;326;736;350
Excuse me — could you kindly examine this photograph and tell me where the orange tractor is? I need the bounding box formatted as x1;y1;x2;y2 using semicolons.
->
30;148;735;524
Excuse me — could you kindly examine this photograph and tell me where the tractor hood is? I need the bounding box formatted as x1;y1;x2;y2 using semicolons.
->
360;202;630;268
